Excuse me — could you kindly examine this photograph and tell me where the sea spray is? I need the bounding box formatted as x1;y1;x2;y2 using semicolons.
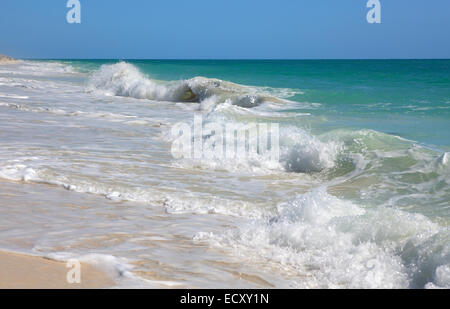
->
87;62;292;107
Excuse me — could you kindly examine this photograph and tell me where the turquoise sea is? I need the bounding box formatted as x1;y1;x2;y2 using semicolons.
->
63;59;450;147
0;59;448;288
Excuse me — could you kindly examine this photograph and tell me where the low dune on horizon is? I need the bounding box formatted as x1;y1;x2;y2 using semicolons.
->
0;54;16;63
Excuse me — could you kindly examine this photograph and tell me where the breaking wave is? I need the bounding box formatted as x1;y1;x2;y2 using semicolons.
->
195;189;449;289
87;62;294;107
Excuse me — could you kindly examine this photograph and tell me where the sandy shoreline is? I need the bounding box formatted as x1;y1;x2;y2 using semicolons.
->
0;250;114;289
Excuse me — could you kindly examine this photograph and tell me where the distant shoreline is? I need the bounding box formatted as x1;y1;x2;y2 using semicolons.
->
0;54;19;64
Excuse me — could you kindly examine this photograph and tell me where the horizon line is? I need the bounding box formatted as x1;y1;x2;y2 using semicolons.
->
20;57;450;61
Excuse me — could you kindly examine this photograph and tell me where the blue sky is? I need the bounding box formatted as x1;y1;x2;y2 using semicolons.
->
1;0;449;59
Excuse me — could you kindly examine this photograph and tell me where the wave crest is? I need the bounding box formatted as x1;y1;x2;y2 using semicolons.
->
87;62;290;107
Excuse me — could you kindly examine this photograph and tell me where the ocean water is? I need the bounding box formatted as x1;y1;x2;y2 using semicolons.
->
0;59;449;288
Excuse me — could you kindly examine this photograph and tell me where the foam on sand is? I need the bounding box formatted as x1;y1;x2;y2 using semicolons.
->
195;189;449;289
0;250;114;289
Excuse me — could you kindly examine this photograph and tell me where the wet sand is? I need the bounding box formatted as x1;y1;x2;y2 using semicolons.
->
0;250;114;289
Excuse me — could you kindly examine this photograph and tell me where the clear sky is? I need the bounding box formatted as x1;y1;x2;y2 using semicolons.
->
1;0;449;59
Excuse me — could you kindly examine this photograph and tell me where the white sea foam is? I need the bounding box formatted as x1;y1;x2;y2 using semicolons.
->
0;93;29;99
48;252;133;280
0;101;164;127
47;251;189;288
195;189;447;288
44;252;174;288
169;118;342;175
438;152;449;165
426;265;450;289
0;61;76;77
0;164;39;182
280;127;341;173
87;62;294;107
0;162;264;218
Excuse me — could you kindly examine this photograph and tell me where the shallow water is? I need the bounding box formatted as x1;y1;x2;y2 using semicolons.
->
0;60;448;288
